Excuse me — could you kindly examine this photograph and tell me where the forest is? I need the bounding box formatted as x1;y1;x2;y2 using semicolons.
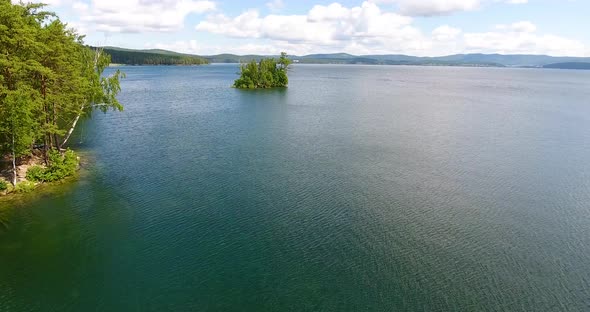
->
101;48;209;65
233;52;292;89
0;1;123;191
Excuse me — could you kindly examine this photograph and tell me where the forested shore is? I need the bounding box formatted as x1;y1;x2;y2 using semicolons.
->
0;1;123;194
100;48;209;66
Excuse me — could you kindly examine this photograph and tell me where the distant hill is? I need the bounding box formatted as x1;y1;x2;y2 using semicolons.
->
100;47;590;69
202;53;590;68
303;53;357;59
294;53;590;67
204;54;264;63
543;62;590;70
98;47;209;65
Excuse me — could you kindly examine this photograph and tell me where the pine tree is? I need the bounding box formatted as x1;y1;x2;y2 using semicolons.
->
0;1;48;185
0;0;124;186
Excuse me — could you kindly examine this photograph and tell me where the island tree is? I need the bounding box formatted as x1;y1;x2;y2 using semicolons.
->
233;52;292;89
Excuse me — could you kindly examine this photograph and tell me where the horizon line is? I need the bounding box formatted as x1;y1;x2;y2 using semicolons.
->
95;46;590;59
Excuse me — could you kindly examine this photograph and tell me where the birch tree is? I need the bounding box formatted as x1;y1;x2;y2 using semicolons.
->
0;0;124;185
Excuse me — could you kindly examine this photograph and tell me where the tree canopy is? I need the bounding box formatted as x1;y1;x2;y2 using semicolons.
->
0;0;124;186
101;48;209;65
233;52;292;89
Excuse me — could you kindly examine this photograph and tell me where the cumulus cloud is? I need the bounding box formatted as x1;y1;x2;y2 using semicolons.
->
394;0;480;16
432;25;462;41
145;39;304;55
371;0;528;16
75;0;216;33
464;22;587;56
196;1;427;54
195;1;589;57
18;0;588;57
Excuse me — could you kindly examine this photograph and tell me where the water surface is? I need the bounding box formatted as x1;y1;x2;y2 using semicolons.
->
1;64;590;311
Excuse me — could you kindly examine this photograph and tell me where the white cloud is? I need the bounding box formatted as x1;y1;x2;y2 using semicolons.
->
464;22;587;56
77;0;216;33
495;21;536;33
145;40;203;54
17;0;588;57
307;3;351;21
196;1;423;54
432;25;462;41
394;0;480;16
195;1;589;57
266;0;284;12
371;0;528;16
72;1;88;11
145;40;300;55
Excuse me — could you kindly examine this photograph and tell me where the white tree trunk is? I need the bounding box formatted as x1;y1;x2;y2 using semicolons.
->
11;134;17;186
60;113;81;149
61;48;103;149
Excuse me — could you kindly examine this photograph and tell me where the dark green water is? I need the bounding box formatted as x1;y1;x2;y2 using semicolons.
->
1;65;590;311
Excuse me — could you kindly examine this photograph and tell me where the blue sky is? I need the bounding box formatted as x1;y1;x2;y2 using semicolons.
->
29;0;590;56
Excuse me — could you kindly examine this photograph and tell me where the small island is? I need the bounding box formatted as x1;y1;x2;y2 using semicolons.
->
233;52;292;89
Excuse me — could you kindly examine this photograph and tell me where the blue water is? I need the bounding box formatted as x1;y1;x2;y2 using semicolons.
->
1;64;590;311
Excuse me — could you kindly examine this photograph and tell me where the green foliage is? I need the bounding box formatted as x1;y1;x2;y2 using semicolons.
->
26;149;78;182
47;149;78;180
0;1;45;160
233;52;292;89
15;181;36;193
25;165;45;182
102;48;209;65
0;1;123;188
0;180;7;191
0;88;38;159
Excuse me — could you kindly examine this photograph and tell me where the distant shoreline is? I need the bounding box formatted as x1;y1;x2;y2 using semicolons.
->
108;63;209;67
107;62;590;71
99;46;590;69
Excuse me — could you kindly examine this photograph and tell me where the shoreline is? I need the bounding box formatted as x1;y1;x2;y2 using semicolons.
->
0;173;81;211
0;155;44;196
0;150;84;198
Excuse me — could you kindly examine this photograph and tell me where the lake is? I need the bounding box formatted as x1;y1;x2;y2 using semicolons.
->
1;64;590;311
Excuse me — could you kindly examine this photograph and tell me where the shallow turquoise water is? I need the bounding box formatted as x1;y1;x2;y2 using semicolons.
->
1;64;590;311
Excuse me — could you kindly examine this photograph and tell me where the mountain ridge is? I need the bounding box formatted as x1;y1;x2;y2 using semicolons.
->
99;46;590;68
